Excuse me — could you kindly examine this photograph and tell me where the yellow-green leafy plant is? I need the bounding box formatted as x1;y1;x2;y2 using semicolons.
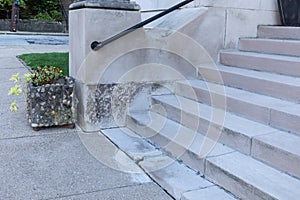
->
8;65;63;112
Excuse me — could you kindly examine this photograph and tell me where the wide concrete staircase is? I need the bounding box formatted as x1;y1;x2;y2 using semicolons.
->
127;25;300;199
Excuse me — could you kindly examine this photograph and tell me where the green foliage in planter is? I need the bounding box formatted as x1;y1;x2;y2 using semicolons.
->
10;52;69;112
32;65;63;86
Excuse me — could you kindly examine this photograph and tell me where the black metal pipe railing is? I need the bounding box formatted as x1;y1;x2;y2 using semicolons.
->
91;0;194;50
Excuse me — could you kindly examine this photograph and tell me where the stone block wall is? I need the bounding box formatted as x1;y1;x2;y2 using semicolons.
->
135;0;280;60
0;19;66;33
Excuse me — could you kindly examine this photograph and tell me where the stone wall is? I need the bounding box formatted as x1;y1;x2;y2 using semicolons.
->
0;19;66;33
135;0;280;60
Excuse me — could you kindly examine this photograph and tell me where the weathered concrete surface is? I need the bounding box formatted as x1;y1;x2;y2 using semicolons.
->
102;128;162;161
139;155;213;199
137;0;280;60
0;34;68;46
206;152;300;200
0;132;148;199
252;131;300;178
182;186;237;200
69;8;141;81
69;5;211;131
99;127;239;199
57;183;171;200
127;110;234;173
0;44;172;200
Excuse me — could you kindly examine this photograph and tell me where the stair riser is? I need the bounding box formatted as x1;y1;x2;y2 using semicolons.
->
205;160;277;200
126;115;207;173
220;52;300;77
198;68;300;102
270;110;300;135
252;138;300;179
239;39;300;57
152;97;252;154
258;26;300;40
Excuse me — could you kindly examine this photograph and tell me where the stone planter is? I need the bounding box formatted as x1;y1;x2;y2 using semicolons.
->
278;0;300;26
26;77;75;131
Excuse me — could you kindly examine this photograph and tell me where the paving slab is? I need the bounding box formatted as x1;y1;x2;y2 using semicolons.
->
102;128;162;161
0;131;149;199
0;45;68;58
0;103;78;139
0;67;29;83
57;183;173;200
0;57;26;69
0;34;68;46
182;186;237;200
140;155;213;199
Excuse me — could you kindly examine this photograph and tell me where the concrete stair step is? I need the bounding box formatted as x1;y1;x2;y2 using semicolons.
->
181;186;238;200
252;131;300;179
220;50;300;77
127;111;300;199
151;94;300;178
127;110;235;173
206;152;300;200
239;38;300;57
175;79;300;134
198;64;300;102
102;128;237;200
139;155;237;200
258;25;300;40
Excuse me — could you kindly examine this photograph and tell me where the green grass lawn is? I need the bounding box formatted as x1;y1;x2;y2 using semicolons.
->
19;52;69;76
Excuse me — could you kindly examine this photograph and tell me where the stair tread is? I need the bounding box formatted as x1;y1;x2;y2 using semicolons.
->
153;95;277;138
101;129;237;200
221;49;300;62
240;37;300;43
259;25;300;31
129;110;234;158
178;79;300;116
217;64;300;86
238;38;300;57
140;155;214;199
258;25;300;40
220;49;300;77
153;94;300;158
129;108;300;199
207;152;300;199
254;131;300;156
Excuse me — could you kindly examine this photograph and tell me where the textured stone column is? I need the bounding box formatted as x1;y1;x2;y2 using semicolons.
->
69;0;142;132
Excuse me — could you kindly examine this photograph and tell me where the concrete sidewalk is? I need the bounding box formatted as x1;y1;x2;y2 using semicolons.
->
0;45;172;200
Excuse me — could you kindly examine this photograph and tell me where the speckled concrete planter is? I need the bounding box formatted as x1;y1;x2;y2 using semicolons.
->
26;77;76;131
